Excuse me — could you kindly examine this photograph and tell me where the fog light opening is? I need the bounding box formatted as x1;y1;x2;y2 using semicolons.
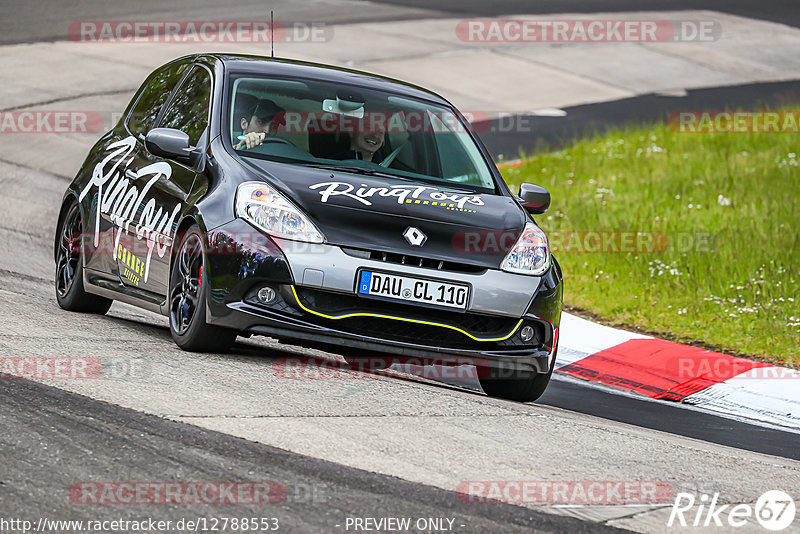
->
257;286;276;304
519;325;535;343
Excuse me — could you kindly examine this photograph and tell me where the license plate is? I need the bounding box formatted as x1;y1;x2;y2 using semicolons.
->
357;270;469;310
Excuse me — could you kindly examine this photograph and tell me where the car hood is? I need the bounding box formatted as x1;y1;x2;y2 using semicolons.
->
240;158;527;268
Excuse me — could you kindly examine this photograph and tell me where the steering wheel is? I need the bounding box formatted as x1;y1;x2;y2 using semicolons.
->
260;137;292;145
236;137;293;150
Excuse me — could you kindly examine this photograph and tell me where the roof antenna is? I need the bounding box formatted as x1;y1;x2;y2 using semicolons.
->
270;10;275;58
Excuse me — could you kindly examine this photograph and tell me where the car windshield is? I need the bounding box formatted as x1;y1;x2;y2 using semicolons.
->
226;74;496;191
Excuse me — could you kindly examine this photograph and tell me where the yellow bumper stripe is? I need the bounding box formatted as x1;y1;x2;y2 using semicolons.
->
290;285;523;342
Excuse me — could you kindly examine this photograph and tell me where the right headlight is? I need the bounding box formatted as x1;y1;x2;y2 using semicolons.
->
500;222;550;275
235;182;325;243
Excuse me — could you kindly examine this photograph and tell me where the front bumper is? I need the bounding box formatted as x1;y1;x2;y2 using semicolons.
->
204;219;563;373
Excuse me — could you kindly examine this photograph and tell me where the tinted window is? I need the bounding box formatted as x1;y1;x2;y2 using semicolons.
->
227;76;496;191
159;66;212;147
127;62;189;137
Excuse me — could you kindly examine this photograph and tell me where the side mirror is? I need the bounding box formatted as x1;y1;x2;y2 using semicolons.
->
518;183;550;214
145;128;192;162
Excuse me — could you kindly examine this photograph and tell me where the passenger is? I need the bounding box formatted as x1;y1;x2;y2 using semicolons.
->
331;122;385;163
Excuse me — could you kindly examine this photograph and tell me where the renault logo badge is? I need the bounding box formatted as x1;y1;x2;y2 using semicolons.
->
403;227;427;247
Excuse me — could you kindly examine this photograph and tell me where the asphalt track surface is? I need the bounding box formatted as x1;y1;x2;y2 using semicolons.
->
1;0;799;44
0;378;623;534
373;0;800;29
540;380;800;462
478;80;800;157
0;0;440;45
1;2;800;532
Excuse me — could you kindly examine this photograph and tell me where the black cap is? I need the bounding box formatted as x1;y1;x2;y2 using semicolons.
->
234;93;259;122
251;99;284;122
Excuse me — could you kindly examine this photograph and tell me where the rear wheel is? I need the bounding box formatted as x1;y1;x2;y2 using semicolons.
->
169;225;237;352
54;201;112;314
479;342;558;403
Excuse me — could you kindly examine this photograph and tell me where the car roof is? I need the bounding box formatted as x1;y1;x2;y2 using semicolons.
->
191;53;453;106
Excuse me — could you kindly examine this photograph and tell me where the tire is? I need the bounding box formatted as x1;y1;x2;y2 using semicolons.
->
55;201;113;314
169;225;237;352
479;342;558;403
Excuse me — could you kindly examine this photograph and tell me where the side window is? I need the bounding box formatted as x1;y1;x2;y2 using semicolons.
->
159;66;212;147
127;63;189;137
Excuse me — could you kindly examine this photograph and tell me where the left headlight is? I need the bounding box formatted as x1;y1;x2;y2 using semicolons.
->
235;182;325;243
501;221;550;275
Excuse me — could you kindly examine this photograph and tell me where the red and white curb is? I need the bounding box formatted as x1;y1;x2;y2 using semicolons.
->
557;313;800;430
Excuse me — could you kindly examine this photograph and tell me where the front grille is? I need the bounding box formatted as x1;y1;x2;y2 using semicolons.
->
331;315;481;347
292;286;527;349
341;247;486;274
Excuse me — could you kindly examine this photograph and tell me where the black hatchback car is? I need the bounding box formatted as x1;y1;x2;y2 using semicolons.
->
54;54;562;402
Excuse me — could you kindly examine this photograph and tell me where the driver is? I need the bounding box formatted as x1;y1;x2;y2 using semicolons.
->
234;98;286;150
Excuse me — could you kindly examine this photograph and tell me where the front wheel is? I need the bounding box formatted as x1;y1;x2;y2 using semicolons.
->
169;225;237;352
479;343;558;403
479;366;553;403
54;201;112;314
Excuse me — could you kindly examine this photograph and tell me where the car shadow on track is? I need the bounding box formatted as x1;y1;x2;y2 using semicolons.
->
91;309;800;460
102;307;491;399
231;336;490;398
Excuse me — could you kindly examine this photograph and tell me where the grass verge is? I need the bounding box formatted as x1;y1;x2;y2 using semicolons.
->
500;114;799;367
